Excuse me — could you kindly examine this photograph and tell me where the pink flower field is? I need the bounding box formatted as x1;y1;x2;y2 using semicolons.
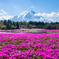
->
0;33;59;59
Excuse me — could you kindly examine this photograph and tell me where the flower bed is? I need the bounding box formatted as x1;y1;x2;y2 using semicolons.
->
0;33;59;59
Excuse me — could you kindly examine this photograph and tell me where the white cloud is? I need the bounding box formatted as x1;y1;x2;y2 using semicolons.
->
35;12;59;17
0;9;13;20
34;12;59;22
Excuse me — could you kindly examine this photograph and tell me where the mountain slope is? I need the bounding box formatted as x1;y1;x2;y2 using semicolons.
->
11;10;51;22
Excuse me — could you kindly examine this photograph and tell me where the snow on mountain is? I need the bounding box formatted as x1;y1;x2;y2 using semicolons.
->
11;10;51;22
18;10;36;19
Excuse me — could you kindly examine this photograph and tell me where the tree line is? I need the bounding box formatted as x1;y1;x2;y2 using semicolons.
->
0;20;59;29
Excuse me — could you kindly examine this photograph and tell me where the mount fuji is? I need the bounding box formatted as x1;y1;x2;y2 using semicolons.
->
11;10;51;22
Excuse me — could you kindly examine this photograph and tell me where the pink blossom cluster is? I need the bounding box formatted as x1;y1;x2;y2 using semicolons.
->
0;33;59;59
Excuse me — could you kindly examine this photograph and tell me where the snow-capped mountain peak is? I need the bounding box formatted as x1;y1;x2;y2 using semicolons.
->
18;10;36;19
11;10;51;22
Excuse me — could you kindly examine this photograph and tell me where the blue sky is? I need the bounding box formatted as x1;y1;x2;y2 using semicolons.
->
0;0;59;16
